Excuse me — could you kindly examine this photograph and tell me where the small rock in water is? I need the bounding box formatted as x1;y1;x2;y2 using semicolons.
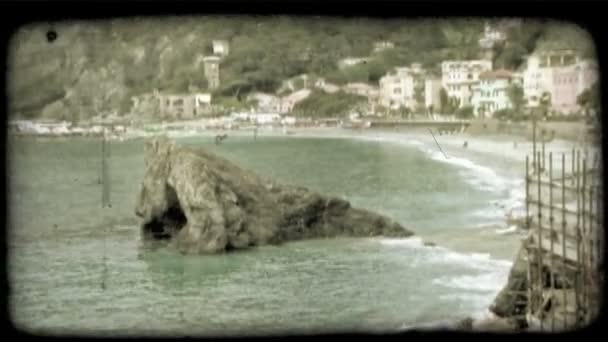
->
423;241;437;247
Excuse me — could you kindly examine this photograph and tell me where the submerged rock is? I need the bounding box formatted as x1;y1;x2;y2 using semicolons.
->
135;136;414;254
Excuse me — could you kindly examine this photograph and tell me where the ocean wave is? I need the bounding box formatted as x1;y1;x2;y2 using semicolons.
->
424;247;513;271
375;236;424;247
375;237;513;270
433;271;510;293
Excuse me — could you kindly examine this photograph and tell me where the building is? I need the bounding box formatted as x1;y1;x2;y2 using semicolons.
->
478;21;507;49
249;113;282;125
212;40;230;57
441;60;493;108
379;64;426;110
522;52;598;114
373;41;395;53
343;82;379;100
471;69;515;118
247;92;282;113
424;78;442;112
203;56;221;90
158;93;212;120
338;57;371;69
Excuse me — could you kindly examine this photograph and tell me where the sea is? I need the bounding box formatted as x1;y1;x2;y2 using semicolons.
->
7;132;528;336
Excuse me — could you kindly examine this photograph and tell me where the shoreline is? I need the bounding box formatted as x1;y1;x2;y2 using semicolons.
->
9;126;597;332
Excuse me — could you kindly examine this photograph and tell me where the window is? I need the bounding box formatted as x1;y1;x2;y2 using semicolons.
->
394;88;401;94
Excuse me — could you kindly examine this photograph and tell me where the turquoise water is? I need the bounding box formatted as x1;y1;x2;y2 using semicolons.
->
8;135;519;336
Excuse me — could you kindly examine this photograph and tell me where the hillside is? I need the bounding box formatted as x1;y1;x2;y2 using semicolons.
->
7;17;596;121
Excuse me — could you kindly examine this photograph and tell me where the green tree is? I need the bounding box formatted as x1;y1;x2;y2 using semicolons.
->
507;84;525;113
455;105;474;119
414;86;425;113
577;82;600;116
539;91;551;118
439;88;450;114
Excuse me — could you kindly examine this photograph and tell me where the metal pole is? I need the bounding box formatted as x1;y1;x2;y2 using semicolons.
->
526;155;530;231
581;158;587;324
542;138;546;173
525;155;533;322
537;151;543;331
561;153;567;330
575;150;581;327
589;184;595;322
101;129;106;207
571;149;575;186
549;152;555;332
533;119;537;173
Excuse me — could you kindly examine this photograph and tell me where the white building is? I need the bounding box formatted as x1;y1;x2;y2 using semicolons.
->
470;69;515;118
247;92;282;113
249;113;281;125
441;60;493;107
212;40;230;57
158;92;212;120
424;78;442;112
522;51;598;114
478;22;506;49
343;82;379;100
379;64;425;110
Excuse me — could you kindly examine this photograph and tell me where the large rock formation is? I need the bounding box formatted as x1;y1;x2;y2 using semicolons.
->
135;136;414;254
490;245;528;319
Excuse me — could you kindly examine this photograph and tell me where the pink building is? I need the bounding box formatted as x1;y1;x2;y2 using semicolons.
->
523;52;598;115
546;60;598;114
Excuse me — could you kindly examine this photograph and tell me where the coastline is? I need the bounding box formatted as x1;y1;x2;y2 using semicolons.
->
9;126;597;332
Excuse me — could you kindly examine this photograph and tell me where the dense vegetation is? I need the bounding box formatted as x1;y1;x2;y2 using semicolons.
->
293;90;368;117
8;17;596;120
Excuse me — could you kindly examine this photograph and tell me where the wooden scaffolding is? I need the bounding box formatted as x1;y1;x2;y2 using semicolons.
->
523;139;603;331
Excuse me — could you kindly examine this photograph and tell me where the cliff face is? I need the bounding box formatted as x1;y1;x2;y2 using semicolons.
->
135;136;413;254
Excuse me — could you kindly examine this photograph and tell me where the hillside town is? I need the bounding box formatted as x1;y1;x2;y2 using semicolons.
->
9;21;599;138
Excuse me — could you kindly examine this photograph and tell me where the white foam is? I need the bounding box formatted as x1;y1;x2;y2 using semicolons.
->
425;247;513;271
433;271;510;293
495;225;520;235
376;236;424;248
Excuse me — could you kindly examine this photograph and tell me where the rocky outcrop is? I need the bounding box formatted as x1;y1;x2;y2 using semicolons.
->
490;245;528;319
135;136;413;254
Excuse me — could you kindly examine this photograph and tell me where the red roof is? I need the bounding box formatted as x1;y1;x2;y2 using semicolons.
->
479;69;513;80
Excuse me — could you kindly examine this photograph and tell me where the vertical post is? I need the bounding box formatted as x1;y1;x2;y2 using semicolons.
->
561;153;567;330
525;155;533;321
537;151;543;331
581;158;587;325
533;120;537;173
542;138;546;173
571;149;575;186
549;152;555;332
526;155;530;230
589;184;595;321
596;184;602;323
574;150;581;328
101;128;106;208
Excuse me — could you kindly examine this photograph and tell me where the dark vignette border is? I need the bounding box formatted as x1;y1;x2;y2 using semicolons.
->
0;0;606;341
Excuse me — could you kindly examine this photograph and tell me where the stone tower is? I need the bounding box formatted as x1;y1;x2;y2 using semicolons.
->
203;56;221;90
